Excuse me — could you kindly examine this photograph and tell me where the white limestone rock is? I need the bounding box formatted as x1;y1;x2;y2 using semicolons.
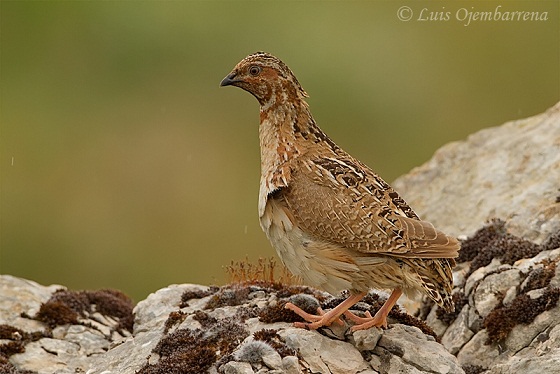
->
393;101;560;243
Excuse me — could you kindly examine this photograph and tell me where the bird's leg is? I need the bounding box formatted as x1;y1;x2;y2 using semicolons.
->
285;292;367;330
344;288;403;331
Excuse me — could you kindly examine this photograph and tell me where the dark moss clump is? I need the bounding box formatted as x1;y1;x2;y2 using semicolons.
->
457;219;553;281
387;308;438;341
0;341;25;358
32;290;86;328
31;289;134;333
0;357;36;374
192;310;217;327
163;310;187;334
139;318;248;374
192;314;250;361
321;293;351;311
462;364;487;374
87;289;134;332
288;294;321;313
253;328;297;357
179;286;219;308
0;325;26;357
542;230;560;251
468;234;539;275
202;282;323;326
258;292;333;324
138;329;215;374
457;219;507;263
361;291;382;305
520;259;557;294
209;319;248;357
0;325;42;360
204;285;251;310
152;328;205;357
483;287;560;344
259;301;306;324
0;324;47;368
205;281;326;314
0;325;49;343
233;304;260;322
499;235;541;265
141;346;217;374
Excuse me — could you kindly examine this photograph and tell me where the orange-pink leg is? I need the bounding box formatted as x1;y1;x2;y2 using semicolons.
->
344;288;403;331
285;292;366;330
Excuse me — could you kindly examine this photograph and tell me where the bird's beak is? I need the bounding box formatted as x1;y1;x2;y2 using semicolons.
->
220;72;239;87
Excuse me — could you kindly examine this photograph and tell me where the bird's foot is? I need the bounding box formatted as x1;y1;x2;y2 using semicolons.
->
284;302;344;330
344;309;388;331
344;288;403;331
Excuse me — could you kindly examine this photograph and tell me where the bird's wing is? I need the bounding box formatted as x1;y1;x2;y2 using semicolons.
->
284;155;459;259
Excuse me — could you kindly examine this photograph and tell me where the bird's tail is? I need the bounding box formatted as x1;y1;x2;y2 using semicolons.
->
417;258;456;312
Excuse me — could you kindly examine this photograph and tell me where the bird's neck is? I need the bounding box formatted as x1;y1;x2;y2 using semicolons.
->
258;97;334;192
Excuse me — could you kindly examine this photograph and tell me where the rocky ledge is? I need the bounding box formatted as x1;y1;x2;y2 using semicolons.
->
2;102;559;374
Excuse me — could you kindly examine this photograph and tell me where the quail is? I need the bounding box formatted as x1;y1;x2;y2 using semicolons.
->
220;52;459;330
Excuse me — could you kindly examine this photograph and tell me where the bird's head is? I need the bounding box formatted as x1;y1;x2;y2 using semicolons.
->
220;52;308;106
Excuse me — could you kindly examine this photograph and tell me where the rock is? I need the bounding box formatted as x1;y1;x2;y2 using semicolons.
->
487;354;560;374
463;258;501;296
396;102;560;374
456;330;501;368
440;305;474;355
424;304;450;338
393;101;560;243
8;341;68;373
438;231;560;373
504;302;560;354
429;223;560;373
261;351;282;370
0;275;138;374
281;356;302;374
372;351;424;374
87;283;218;374
375;325;464;374
1;275;460;374
353;329;383;351
279;327;369;374
223;361;255;374
472;268;521;318
0;275;63;333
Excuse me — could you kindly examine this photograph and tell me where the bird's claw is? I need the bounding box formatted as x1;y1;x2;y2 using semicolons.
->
285;302;345;329
344;310;388;331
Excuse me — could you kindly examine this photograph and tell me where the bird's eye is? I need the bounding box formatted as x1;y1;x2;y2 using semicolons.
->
249;65;261;76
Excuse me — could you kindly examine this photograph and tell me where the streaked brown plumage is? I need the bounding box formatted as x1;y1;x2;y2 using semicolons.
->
220;52;459;330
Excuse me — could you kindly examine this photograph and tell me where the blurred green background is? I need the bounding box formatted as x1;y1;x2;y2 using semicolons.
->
2;1;558;302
